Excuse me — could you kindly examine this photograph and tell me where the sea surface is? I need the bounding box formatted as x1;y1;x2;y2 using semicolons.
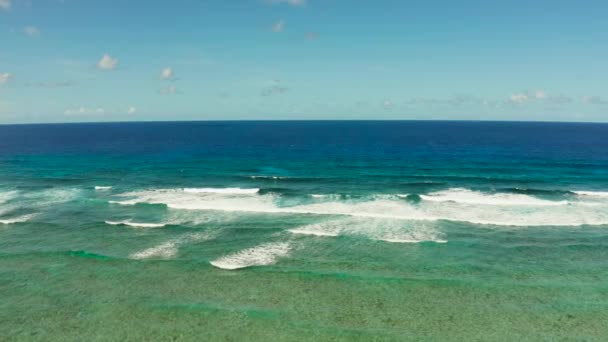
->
1;121;608;341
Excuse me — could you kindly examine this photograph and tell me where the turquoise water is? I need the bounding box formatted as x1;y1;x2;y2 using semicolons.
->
1;121;608;340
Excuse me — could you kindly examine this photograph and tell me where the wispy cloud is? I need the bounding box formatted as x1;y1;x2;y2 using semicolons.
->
64;106;105;116
23;26;41;38
128;106;137;114
0;73;13;85
97;54;118;70
158;85;179;95
582;96;608;105
383;99;393;110
272;19;285;33
160;67;174;80
0;0;10;10
508;90;570;105
264;0;306;7
261;80;288;96
305;32;319;40
405;95;484;106
25;81;73;88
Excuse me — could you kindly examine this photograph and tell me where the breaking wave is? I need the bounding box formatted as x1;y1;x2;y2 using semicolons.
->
210;242;291;270
109;187;608;227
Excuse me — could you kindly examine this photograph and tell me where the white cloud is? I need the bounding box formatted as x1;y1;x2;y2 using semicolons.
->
160;67;174;80
64;107;106;116
97;54;118;70
24;26;41;38
272;19;285;33
0;73;13;85
128;106;137;114
0;0;10;10
265;0;306;7
159;85;178;95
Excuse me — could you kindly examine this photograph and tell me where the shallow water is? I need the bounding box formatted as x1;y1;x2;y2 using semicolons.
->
1;121;608;340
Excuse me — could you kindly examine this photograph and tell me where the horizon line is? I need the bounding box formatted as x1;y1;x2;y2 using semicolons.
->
2;118;608;127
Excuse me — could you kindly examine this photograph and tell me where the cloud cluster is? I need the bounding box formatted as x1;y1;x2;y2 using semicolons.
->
509;90;548;104
97;54;118;70
505;90;579;106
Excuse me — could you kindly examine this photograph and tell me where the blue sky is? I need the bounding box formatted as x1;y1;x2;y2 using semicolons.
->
1;0;607;123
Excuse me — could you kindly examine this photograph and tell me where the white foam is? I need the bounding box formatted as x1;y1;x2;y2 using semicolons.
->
110;188;608;227
129;232;211;260
0;214;34;225
105;220;167;228
289;221;341;237
210;242;291;270
289;218;447;243
95;186;112;191
420;188;567;206
0;190;17;204
130;241;178;259
250;176;288;180
183;188;259;195
574;191;608;198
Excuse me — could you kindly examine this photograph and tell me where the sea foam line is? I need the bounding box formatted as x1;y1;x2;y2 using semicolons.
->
109;188;608;227
129;232;212;260
574;191;608;198
0;214;35;225
289;218;447;244
420;188;568;206
183;188;260;195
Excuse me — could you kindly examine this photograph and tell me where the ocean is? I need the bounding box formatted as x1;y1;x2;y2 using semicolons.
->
1;121;608;340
